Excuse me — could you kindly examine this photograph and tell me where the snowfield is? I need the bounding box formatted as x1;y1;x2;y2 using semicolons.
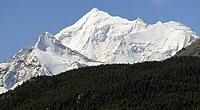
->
0;8;199;94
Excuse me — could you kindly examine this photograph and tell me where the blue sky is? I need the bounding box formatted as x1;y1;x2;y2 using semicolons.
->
0;0;200;63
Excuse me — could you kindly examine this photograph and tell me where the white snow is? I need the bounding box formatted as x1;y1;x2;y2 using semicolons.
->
55;8;149;62
55;8;199;63
34;32;100;74
0;87;7;94
0;8;199;94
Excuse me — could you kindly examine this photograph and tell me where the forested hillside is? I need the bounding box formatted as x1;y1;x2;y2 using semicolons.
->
1;56;200;110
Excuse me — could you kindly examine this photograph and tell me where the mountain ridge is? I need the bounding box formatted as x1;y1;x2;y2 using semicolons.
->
55;8;199;63
0;8;199;93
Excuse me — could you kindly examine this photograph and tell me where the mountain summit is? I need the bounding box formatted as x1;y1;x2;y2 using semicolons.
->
55;8;199;63
0;8;199;93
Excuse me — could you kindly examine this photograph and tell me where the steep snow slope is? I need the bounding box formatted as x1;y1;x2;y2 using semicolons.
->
34;32;98;74
110;21;198;63
0;32;99;94
55;8;149;62
55;8;199;63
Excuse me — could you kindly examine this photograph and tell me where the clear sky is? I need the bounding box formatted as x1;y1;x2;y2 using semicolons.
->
0;0;200;63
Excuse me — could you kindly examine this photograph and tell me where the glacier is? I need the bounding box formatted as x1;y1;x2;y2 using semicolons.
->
0;8;199;93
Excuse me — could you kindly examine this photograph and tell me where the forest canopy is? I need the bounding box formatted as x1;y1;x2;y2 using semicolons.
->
0;56;200;110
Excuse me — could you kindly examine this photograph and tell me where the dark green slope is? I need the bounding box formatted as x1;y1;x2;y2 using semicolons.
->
1;56;200;110
175;38;200;56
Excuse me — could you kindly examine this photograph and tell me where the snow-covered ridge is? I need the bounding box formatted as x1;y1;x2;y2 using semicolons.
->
34;32;99;74
55;9;150;61
55;8;199;63
0;8;199;94
0;31;100;94
164;21;199;40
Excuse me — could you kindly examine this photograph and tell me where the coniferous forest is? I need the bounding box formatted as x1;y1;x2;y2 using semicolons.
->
1;56;200;109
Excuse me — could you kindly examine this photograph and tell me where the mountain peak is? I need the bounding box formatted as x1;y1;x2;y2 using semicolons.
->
156;21;163;24
35;32;66;51
86;8;110;19
66;8;111;29
137;17;142;20
136;17;145;23
41;32;53;37
90;8;99;13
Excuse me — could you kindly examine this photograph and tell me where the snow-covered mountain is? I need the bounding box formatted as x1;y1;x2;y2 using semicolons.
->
0;8;199;93
55;8;199;63
0;32;100;93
